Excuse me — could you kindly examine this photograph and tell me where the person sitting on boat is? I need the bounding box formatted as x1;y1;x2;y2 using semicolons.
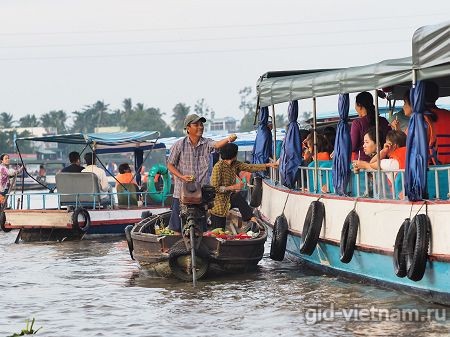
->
115;163;139;189
167;113;237;234
354;129;407;194
81;152;113;205
352;127;381;173
209;143;278;231
422;81;450;165
302;132;332;192
0;153;23;205
61;151;84;173
351;91;390;162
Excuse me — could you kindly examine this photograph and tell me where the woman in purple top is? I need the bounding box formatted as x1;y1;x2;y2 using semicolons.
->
351;91;390;162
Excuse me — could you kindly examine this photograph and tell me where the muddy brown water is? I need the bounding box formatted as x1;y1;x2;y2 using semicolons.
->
1;231;449;336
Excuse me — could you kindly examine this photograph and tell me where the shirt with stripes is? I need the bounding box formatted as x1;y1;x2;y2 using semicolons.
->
167;136;216;199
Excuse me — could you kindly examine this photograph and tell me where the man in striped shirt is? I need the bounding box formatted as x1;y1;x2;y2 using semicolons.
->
167;114;236;233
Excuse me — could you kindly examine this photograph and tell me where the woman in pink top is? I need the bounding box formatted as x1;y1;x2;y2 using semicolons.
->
351;91;390;162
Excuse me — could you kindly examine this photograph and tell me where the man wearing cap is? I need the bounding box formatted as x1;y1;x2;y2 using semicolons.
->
167;114;237;234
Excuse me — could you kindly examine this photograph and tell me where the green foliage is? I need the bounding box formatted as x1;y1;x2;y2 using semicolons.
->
171;103;190;136
8;318;41;336
40;110;68;133
126;104;173;137
194;98;214;120
0;130;34;154
19;114;40;127
0;112;15;128
238;86;257;131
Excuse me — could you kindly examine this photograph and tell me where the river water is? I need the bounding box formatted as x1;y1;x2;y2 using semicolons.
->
1;230;449;337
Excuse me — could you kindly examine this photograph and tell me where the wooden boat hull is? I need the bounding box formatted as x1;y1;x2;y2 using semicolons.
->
129;211;267;280
3;207;170;242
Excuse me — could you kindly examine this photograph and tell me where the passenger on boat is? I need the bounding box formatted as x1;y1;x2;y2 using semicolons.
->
167;114;237;234
81;152;113;204
61;151;84;173
0;153;23;205
209;143;278;230
389;108;410;133
302;133;332;192
353;130;406;171
351;91;390;162
423;81;450;164
302;132;332;163
115;163;138;189
352;127;381;172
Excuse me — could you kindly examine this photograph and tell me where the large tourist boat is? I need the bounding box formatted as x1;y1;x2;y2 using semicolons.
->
0;131;172;242
255;21;450;305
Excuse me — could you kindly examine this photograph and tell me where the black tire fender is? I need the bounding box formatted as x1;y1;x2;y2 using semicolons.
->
270;214;288;261
406;214;431;282
393;218;410;278
250;176;262;208
0;211;11;233
339;210;359;263
168;239;209;281
124;225;134;260
72;207;91;233
141;210;153;219
300;201;325;255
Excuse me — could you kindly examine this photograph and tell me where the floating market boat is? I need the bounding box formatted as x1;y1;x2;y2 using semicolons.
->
255;21;450;305
0;131;172;242
125;184;267;282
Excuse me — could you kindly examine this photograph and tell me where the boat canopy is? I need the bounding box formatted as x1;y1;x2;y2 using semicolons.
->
15;131;165;153
257;21;450;107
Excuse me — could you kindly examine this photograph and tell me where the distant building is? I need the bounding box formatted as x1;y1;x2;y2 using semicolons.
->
94;126;127;133
205;117;237;133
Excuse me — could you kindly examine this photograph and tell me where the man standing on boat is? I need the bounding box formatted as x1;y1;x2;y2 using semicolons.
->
167;114;237;234
61;151;84;173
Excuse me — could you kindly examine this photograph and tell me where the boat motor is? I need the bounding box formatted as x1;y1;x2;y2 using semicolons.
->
179;182;216;286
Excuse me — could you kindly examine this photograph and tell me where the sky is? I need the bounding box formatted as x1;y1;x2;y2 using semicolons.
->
1;0;449;126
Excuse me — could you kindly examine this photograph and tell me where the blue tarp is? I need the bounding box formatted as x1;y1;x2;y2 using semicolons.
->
252;107;273;173
405;81;428;201
279;101;302;188
332;94;351;195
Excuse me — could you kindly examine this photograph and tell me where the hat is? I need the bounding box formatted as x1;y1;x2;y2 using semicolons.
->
184;114;206;128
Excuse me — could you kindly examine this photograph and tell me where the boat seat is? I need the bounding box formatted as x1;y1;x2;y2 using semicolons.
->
55;172;108;209
116;183;139;207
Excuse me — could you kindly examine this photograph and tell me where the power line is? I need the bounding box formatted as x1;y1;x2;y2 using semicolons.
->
0;26;415;50
0;39;405;61
0;13;445;37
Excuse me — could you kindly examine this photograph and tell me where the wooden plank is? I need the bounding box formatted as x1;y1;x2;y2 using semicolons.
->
5;210;71;228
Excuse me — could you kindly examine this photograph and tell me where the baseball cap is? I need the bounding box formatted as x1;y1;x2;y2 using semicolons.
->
184;114;206;128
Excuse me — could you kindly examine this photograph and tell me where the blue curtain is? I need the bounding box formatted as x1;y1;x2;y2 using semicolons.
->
279;101;302;188
252;106;273;177
405;81;428;201
332;93;351;195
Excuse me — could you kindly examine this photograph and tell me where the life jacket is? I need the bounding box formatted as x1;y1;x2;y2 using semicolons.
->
430;107;450;164
316;152;331;161
389;147;407;169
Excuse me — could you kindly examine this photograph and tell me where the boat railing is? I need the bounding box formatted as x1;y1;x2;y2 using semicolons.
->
293;164;450;201
4;190;172;210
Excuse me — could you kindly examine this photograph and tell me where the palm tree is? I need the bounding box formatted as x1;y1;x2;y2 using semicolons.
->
19;114;40;127
172;103;190;135
40;110;68;133
0;112;15;128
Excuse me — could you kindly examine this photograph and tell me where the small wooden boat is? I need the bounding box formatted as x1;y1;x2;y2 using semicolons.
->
125;210;267;281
